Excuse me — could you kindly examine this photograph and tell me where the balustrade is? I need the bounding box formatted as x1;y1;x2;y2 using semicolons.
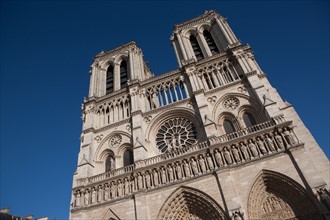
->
73;117;299;209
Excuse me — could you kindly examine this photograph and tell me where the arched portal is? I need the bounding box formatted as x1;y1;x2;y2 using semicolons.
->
247;170;322;220
157;186;227;220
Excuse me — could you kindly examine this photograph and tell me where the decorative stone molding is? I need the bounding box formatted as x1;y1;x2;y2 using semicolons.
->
109;135;122;148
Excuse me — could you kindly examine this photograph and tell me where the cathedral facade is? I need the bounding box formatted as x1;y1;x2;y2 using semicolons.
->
70;10;330;220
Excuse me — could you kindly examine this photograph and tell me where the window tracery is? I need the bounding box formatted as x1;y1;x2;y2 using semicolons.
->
156;118;197;153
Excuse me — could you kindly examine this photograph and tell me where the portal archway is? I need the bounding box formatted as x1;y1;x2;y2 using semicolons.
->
157;186;227;220
247;170;322;220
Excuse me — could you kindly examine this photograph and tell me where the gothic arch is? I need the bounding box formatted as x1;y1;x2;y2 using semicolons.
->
247;169;322;220
157;186;227;220
212;93;263;122
94;131;132;162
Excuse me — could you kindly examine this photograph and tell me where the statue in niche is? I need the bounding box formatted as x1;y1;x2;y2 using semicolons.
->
117;180;123;197
110;182;116;199
175;162;183;180
240;142;250;160
167;164;174;182
206;153;214;170
137;173;143;190
257;137;267;154
265;134;276;151
84;190;89;206
248;140;259;157
91;188;97;204
190;158;199;175
104;185;109;201
223;147;232;165
153;169;159;186
231;145;241;162
214;149;223;166
274;131;285;149
318;188;330;210
183;160;191;177
97;185;103;202
199;155;207;173
160;167;167;184
145;171;151;188
75;191;81;207
124;177;130;195
283;127;296;146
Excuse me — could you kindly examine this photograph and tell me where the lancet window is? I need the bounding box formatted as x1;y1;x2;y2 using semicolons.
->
106;65;114;94
123;149;134;167
120;60;128;89
203;30;219;55
190;35;204;61
243;112;257;127
223;119;236;134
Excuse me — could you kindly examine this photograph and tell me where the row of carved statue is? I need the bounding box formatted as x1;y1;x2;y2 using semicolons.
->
72;127;297;208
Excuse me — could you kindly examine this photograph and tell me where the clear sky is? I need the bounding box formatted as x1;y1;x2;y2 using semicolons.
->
1;0;329;219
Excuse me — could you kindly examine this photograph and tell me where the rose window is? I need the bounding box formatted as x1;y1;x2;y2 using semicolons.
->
156;118;197;153
223;97;239;110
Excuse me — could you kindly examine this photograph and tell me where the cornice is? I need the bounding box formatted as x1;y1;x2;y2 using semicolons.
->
94;41;137;62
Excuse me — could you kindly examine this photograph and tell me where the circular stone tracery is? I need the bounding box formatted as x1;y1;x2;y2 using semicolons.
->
223;97;239;110
156;118;197;153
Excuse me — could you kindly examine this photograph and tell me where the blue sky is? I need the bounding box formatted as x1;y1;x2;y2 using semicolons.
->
1;0;329;219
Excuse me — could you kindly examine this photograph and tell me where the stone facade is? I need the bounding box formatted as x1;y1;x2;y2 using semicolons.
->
70;10;330;220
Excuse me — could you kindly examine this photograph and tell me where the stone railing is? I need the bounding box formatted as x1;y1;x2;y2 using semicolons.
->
72;117;300;210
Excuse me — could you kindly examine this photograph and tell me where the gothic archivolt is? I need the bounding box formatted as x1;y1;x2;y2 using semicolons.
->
94;131;132;162
157;186;226;220
247;170;322;220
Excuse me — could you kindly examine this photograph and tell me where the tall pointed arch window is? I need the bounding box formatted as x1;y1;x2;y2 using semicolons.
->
105;155;115;172
106;65;114;94
120;60;128;89
243;112;257;127
223;119;236;134
190;35;204;61
123;149;134;167
203;30;219;55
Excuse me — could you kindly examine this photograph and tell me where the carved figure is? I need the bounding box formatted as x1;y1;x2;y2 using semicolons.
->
104;185;109;201
214;149;223;166
137;173;143;190
153;169;159;186
318;188;330;210
240;142;250;160
265;134;276;151
257;137;267;154
231;145;241;162
199;155;207;173
98;185;103;202
223;147;232;165
283;127;296;146
91;188;97;204
110;182;116;199
206;153;214;170
175;162;182;179
75;192;81;207
275;132;285;149
124;178;130;195
183;160;191;177
167;165;174;182
117;180;123;197
161;167;167;184
84;190;89;205
248;140;259;157
145;171;151;188
191;158;199;175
